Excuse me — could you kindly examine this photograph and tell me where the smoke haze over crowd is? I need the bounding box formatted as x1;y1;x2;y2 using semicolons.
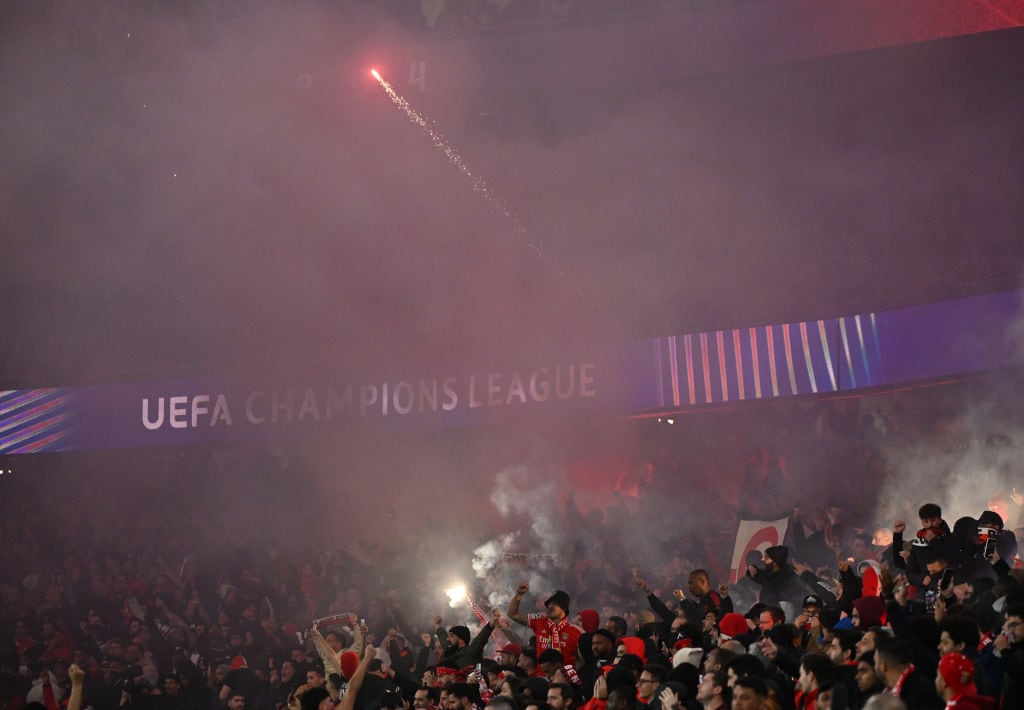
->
2;0;1024;647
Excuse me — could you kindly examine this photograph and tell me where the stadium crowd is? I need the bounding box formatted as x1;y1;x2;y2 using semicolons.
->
1;474;1022;710
3;377;1024;710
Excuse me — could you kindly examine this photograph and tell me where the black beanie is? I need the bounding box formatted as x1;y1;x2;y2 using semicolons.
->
545;590;571;612
449;625;471;645
765;545;789;566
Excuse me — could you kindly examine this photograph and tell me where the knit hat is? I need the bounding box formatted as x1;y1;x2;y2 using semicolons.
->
578;609;600;633
765;545;789;566
545;590;571;613
340;651;359;680
718;612;748;639
592;628;616;645
852;596;886;628
449;625;471;645
938;653;975;693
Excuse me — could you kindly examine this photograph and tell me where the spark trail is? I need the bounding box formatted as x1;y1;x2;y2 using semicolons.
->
370;69;615;332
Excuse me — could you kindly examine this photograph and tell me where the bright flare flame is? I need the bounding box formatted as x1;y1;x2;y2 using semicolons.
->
370;68;381;81
444;585;467;608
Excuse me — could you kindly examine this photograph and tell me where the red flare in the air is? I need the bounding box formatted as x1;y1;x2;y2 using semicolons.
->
370;68;382;81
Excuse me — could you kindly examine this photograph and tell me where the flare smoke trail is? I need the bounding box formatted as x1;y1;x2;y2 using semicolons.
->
369;69;616;332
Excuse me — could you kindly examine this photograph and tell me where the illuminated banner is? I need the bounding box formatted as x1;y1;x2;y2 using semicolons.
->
1;289;1021;454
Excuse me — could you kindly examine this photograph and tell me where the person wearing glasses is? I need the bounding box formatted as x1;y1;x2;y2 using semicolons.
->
636;664;666;706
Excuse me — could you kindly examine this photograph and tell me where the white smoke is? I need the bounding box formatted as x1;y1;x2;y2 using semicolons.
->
473;464;570;608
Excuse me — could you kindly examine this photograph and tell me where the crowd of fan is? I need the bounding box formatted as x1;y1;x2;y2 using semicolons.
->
3;376;1023;710
1;485;1022;710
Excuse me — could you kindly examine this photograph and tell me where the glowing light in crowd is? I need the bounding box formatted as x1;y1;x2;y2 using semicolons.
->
445;584;467;607
369;69;614;331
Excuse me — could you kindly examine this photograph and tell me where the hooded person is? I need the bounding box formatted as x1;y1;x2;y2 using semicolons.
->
577;610;600;634
746;545;812;608
617;637;647;664
574;609;602;688
851;596;886;630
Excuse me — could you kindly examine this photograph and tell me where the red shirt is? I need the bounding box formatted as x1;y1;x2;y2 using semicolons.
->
528;613;583;666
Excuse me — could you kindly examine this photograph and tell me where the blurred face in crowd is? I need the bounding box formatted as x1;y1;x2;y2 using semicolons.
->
938;631;965;656
696;673;722;704
607;689;631;710
547;687;571;710
107;640;125;659
547;603;567;622
851;538;870;560
856;630;877;657
798;665;816;693
413;689;433;709
920;515;942;530
758;612;775;632
855;661;879;693
592;634;614;659
1003;615;1024;644
825;637;848;665
731;684;763;710
227;695;245;710
688;572;709;597
327;627;344;651
637;671;658;701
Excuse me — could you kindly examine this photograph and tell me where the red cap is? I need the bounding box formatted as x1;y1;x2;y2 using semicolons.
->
938;653;974;693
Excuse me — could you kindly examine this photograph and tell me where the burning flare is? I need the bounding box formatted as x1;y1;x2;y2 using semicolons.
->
444;584;467;608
